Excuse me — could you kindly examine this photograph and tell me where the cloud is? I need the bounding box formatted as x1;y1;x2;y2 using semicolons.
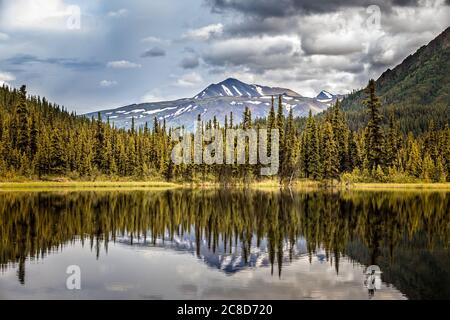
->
205;0;449;40
140;89;179;103
176;72;203;87
140;91;165;103
0;33;9;41
0;0;81;31
182;23;223;41
99;80;118;88
200;0;449;97
107;60;142;69
224;16;300;37
107;9;128;18
202;35;299;72
5;54;102;70
180;55;200;69
2;0;448;112
0;71;15;86
141;36;168;44
206;0;426;18
301;33;364;55
141;47;166;58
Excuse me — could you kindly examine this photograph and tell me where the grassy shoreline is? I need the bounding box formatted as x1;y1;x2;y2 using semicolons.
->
0;181;180;190
1;180;450;191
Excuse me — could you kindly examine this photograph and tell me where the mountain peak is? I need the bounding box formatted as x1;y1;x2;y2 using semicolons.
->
194;77;302;99
316;90;335;101
222;77;242;84
194;78;260;99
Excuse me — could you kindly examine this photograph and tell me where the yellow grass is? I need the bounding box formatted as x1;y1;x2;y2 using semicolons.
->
348;182;450;190
0;181;180;191
0;179;449;192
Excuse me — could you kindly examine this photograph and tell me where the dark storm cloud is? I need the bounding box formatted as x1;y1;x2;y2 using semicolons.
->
5;54;102;70
141;47;166;58
180;55;200;69
206;0;422;17
301;36;364;56
224;17;299;37
263;42;294;55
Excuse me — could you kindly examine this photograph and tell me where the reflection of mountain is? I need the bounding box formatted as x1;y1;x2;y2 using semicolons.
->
117;233;309;275
0;190;449;298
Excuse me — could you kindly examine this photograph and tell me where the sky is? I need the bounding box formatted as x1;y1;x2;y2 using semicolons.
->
0;0;449;113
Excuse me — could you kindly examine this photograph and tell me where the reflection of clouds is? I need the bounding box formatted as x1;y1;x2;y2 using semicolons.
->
198;256;405;300
179;283;198;295
105;283;135;292
0;240;406;300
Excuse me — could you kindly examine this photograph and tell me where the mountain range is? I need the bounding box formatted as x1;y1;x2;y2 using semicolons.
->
86;78;342;130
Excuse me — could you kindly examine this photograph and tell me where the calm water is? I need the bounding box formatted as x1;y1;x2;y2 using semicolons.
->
0;189;449;300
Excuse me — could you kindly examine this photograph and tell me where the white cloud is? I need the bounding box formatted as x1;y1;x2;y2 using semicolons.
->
183;23;223;41
141;36;162;43
140;89;180;103
99;80;118;87
140;92;166;103
0;33;9;41
0;0;81;31
0;72;15;86
107;60;142;69
176;72;204;87
107;9;128;18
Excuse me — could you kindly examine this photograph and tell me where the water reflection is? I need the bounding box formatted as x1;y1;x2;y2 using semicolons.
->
0;189;449;299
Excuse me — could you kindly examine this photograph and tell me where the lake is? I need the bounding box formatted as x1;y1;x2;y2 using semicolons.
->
0;189;449;299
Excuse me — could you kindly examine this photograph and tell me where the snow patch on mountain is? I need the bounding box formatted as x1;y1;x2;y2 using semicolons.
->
232;85;242;96
222;85;233;96
245;100;262;105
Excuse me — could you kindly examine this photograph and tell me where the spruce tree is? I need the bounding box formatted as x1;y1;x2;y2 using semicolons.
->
276;95;285;179
364;79;384;171
49;128;66;175
94;112;105;171
322;122;339;180
16;85;29;155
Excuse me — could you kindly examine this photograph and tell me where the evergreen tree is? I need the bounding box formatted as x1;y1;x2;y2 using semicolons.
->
16;85;29;155
49;128;66;175
29;116;39;159
364;80;384;171
322;122;339;180
94;112;105;171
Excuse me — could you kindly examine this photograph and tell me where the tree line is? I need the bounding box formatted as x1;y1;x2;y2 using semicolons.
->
0;80;449;183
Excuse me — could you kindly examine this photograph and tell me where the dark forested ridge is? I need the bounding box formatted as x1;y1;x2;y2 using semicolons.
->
341;26;450;134
0;80;449;183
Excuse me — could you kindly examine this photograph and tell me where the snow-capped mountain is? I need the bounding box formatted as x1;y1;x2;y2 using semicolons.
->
195;78;301;99
85;78;342;130
116;232;312;275
316;90;335;102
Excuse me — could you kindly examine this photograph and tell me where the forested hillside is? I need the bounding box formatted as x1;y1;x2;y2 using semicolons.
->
0;85;174;180
341;27;450;134
0;82;449;183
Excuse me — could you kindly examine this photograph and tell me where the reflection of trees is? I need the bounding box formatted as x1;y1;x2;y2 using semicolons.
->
0;190;449;297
